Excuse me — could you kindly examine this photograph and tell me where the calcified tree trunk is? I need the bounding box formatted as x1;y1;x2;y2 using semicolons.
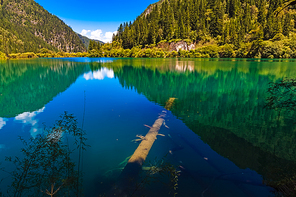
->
110;98;176;196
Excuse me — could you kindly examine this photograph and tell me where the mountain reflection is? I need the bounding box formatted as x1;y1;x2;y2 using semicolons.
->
93;58;296;191
0;59;89;118
2;58;296;196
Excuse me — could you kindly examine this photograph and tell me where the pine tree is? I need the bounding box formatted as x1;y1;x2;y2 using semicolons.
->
88;40;95;51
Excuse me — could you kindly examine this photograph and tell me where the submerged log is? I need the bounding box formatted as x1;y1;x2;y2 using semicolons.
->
110;98;176;196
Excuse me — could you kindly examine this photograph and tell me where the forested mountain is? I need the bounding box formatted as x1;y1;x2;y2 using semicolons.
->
113;0;296;53
0;0;86;54
77;33;104;49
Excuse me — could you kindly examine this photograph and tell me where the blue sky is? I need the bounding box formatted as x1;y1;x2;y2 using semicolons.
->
34;0;158;42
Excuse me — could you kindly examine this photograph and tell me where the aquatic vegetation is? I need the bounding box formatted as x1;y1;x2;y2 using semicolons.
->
140;159;180;197
103;156;132;177
0;112;88;197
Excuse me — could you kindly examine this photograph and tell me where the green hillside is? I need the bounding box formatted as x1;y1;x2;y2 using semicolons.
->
0;0;86;54
113;0;296;58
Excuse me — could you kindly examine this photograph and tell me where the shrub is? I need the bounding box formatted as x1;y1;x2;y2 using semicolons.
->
123;49;131;57
169;51;178;57
271;33;285;41
291;51;296;58
219;44;235;58
155;50;165;58
9;53;20;59
201;54;210;58
260;41;284;58
195;45;220;57
130;47;141;57
8;52;37;59
157;40;167;45
268;55;274;59
183;39;192;44
178;49;189;58
75;52;88;57
194;52;202;58
144;48;152;57
168;39;182;43
282;53;290;59
87;52;100;57
0;51;7;60
236;43;252;58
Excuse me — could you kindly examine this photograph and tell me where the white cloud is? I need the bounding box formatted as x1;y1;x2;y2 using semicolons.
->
80;29;118;43
14;107;45;138
90;29;103;40
105;31;116;42
81;29;91;36
84;68;114;80
0;118;7;130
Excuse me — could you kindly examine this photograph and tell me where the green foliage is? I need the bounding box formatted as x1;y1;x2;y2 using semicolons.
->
7;34;296;59
88;40;102;51
219;44;236;58
8;52;38;59
195;45;220;58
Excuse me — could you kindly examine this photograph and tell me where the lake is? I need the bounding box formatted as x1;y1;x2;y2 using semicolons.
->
1;58;296;197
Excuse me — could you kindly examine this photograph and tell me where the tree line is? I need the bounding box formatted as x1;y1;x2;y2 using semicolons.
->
113;0;296;48
108;0;296;58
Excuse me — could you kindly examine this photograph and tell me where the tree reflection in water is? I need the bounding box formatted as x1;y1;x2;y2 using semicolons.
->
1;112;88;197
265;78;296;196
90;59;296;196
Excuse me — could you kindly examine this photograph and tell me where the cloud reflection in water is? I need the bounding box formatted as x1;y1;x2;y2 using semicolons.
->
83;68;114;80
0;118;7;130
14;107;45;138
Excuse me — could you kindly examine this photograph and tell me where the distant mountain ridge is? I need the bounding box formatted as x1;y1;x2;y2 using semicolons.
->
77;33;104;49
0;0;86;53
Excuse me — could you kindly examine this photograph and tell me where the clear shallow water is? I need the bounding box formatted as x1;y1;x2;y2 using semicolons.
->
1;58;296;196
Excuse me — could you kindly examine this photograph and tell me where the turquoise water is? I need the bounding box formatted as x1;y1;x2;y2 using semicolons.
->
1;58;296;196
